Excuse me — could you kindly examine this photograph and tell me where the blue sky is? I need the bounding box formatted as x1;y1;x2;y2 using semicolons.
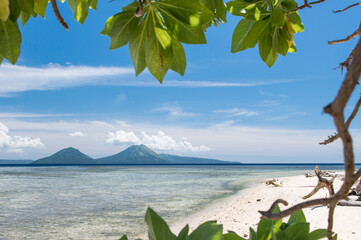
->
0;0;360;163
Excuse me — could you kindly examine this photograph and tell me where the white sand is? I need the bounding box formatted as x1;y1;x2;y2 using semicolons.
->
170;173;361;240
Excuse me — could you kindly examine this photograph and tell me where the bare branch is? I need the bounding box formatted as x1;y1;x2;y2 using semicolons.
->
328;23;361;45
295;0;327;11
333;2;361;13
337;47;357;73
320;95;361;145
51;0;69;31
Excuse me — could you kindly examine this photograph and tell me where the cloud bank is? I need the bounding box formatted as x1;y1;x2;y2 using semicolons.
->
106;130;211;152
0;122;44;153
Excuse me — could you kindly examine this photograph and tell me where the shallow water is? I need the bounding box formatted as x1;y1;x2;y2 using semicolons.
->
0;165;346;239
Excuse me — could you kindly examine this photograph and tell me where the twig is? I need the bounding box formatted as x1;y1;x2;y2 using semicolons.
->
320;95;361;145
328;23;361;45
337;47;357;73
295;0;327;11
327;203;336;239
333;2;361;13
51;0;69;31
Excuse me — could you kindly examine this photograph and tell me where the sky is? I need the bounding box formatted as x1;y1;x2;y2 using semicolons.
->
0;0;360;163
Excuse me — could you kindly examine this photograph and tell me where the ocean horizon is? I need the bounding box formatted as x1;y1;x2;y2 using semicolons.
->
0;164;352;239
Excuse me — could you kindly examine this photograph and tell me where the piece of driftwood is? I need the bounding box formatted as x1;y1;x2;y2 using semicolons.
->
303;166;336;199
264;179;282;187
338;200;361;207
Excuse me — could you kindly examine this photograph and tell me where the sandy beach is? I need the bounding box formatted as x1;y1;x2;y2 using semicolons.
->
171;172;361;240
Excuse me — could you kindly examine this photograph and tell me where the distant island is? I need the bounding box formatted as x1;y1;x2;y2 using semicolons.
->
0;145;241;165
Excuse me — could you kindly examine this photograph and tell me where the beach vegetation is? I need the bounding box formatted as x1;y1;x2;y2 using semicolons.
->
0;0;360;240
118;206;335;240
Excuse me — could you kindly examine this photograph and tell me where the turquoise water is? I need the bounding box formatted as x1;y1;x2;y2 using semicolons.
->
0;165;346;239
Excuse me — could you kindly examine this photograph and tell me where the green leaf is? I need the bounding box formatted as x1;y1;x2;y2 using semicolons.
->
90;0;97;10
283;222;310;240
145;208;176;240
288;42;296;52
287;210;306;226
17;0;33;15
18;11;30;26
33;0;48;18
119;235;128;240
204;0;227;22
333;234;337;240
271;226;290;240
188;221;223;240
226;0;263;16
129;12;150;75
243;4;269;21
277;28;289;56
223;231;246;240
0;19;21;64
105;11;140;50
280;0;297;11
244;18;271;49
176;224;189;240
170;39;186;76
287;12;304;33
0;0;10;21
67;0;95;24
156;0;214;27
258;29;278;67
231;19;254;52
270;8;284;27
8;0;20;22
0;56;3;64
145;10;173;82
308;229;328;240
249;228;257;240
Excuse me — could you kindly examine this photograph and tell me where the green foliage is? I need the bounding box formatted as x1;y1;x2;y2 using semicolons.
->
0;0;305;81
119;206;335;240
228;0;303;67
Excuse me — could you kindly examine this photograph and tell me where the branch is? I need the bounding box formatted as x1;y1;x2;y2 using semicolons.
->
320;95;361;145
333;2;361;13
328;23;361;45
51;0;69;31
295;0;327;11
337;47;357;73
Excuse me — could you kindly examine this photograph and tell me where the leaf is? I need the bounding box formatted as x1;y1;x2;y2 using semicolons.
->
156;0;214;27
145;208;176;240
18;10;31;26
176;225;189;240
67;0;95;24
0;19;21;64
271;226;290;240
258;29;278;67
280;0;297;11
17;0;33;15
33;0;48;18
283;222;310;240
0;0;10;21
8;0;20;22
287;210;306;226
270;8;284;27
243;4;269;21
106;11;140;50
204;0;227;22
90;0;97;10
243;18;271;49
129;12;150;75
288;42;296;52
119;235;128;240
170;39;186;76
226;0;263;16
308;229;328;240
277;28;289;56
287;12;304;33
188;221;223;240
256;204;281;240
223;231;246;240
0;56;3;64
145;10;173;82
231;19;254;52
249;227;257;240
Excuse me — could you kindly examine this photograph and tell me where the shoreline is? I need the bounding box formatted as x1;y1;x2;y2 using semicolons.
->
170;173;361;240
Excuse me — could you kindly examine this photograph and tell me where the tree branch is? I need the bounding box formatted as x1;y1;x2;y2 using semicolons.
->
295;0;327;11
51;0;69;31
337;47;357;73
320;95;361;145
328;23;361;45
333;2;361;13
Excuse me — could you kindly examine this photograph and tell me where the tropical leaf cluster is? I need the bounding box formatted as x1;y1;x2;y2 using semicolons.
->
0;0;305;82
119;206;336;240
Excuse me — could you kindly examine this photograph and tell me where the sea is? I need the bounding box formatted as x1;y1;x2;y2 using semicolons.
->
0;164;353;240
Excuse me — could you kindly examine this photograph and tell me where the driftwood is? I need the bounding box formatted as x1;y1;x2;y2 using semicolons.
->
264;179;282;187
338;200;361;207
303;166;336;199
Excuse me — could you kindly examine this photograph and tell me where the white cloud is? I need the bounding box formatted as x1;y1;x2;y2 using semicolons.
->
0;63;134;96
154;106;198;119
106;130;141;145
0;122;44;153
89;121;114;129
115;120;130;127
0;112;74;118
106;130;211;152
69;131;85;137
214;108;257;117
267;112;308;121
